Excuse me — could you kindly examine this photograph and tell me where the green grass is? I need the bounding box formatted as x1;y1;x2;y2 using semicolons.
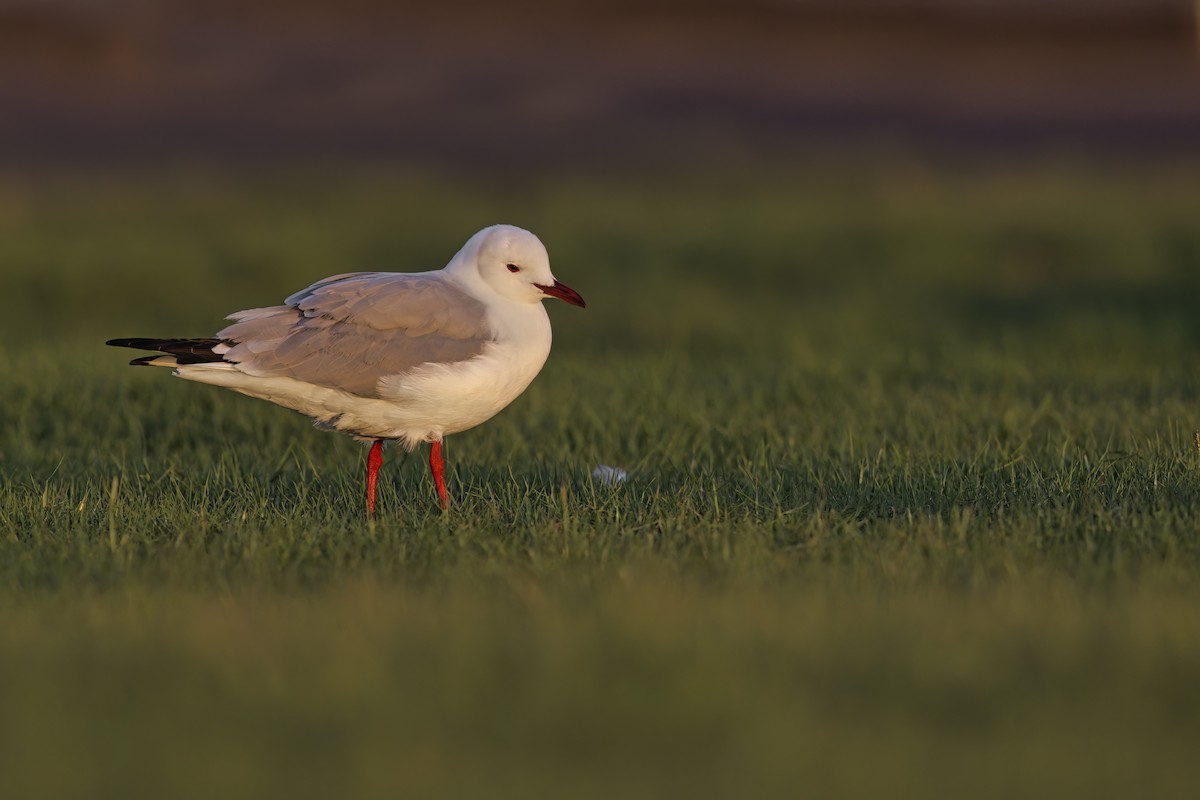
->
2;161;1200;798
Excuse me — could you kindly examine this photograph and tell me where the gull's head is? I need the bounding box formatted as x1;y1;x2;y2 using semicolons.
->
447;224;586;308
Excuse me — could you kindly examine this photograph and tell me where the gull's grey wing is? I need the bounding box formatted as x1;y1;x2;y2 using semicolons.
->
216;272;492;398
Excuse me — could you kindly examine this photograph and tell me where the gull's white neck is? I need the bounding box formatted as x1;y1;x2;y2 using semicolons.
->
439;265;552;347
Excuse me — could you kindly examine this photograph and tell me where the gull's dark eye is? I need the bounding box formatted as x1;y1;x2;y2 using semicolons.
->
506;263;520;273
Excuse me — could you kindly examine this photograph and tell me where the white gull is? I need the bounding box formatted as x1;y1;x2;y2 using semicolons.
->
107;224;586;514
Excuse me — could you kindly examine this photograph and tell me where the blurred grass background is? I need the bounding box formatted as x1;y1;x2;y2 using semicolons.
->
3;163;1200;798
3;1;1200;797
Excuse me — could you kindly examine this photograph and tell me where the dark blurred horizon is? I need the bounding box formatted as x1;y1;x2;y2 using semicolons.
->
1;0;1198;169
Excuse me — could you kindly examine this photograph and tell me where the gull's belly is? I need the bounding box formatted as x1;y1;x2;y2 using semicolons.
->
371;340;551;443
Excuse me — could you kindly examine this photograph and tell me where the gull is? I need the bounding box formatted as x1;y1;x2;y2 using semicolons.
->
107;224;585;515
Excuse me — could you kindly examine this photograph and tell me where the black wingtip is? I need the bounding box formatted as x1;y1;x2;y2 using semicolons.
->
107;337;167;349
105;337;228;365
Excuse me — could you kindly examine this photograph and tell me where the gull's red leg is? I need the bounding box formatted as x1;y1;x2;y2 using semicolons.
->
429;439;449;511
366;438;384;516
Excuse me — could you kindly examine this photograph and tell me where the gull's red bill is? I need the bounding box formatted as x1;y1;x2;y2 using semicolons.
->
536;280;587;308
